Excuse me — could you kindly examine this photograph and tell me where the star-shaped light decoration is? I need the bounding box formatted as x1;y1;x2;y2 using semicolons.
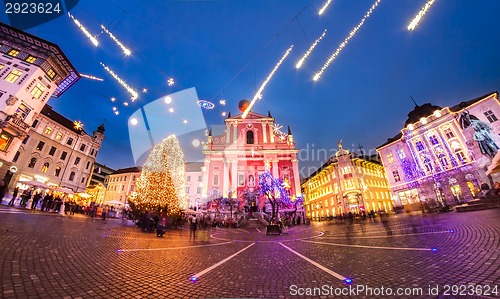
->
168;78;174;86
73;120;83;131
142;88;148;93
124;102;129;106
111;97;116;102
219;99;226;106
114;111;119;115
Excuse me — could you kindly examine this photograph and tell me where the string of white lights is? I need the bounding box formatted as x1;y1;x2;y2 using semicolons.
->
80;74;104;81
296;29;327;69
67;12;98;47
318;0;333;16
100;62;139;101
407;0;436;31
101;25;132;56
313;0;382;81
242;45;293;119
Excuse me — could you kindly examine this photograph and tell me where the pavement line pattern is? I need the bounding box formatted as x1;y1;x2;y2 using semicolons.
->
234;228;250;234
118;241;233;252
301;240;433;251
256;228;261;232
191;243;255;279
320;230;451;239
278;242;346;281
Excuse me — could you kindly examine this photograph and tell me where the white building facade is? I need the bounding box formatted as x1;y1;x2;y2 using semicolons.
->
104;167;141;205
185;162;204;210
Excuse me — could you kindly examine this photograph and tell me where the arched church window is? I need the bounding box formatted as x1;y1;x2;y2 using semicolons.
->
246;130;254;144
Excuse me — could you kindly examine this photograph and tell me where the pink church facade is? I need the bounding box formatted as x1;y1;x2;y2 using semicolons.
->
201;111;301;212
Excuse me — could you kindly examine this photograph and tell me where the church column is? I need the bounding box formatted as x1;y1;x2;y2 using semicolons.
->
223;160;230;198
272;160;279;178
233;122;238;143
231;160;238;198
225;123;231;144
292;158;301;197
262;122;268;143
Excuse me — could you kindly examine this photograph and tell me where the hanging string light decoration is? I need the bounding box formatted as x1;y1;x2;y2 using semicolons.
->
80;74;104;81
67;12;99;47
101;25;132;56
100;62;139;101
131;135;187;214
242;45;294;119
197;100;215;110
296;29;327;69
318;0;333;16
313;0;382;81
407;0;436;31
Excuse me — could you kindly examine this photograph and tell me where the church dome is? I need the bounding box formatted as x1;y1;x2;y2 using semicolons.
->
405;103;442;127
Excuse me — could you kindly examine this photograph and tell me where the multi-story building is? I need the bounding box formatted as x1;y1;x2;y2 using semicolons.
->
302;143;391;220
0;22;80;180
88;162;115;187
202;110;302;213
12;104;104;192
103;166;141;205
185;161;204;210
377;92;500;211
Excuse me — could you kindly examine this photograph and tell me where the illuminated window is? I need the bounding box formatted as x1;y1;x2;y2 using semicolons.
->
444;128;454;139
5;69;22;83
246;130;254;144
387;154;394;163
396;148;406;159
25;56;36;63
8;49;19;57
15;103;31;120
0;64;3;70
392;170;401;182
55;132;63;141
31;83;45;99
36;141;45;151
47;68;56;79
429;135;439;145
44;126;52;135
439;153;448;167
28;157;37;168
484;110;498;123
41;162;49;173
423;157;433;172
0;132;14;152
455;148;466;164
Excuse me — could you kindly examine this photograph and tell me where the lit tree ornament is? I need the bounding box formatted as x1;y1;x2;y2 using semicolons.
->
242;45;293;118
313;0;382;81
318;0;333;16
80;74;103;81
130;135;187;214
197;100;215;110
296;29;327;69
259;171;290;221
67;12;98;47
407;0;436;31
100;62;139;101
101;25;132;56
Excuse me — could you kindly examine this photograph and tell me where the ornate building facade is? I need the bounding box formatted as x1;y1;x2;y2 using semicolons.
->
377;92;500;210
103;166;141;205
201;111;301;213
0;22;79;181
13;105;104;192
302;144;391;220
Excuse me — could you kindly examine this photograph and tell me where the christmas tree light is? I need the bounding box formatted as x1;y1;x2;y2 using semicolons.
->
296;29;327;69
313;0;382;81
130;135;187;214
101;25;132;56
407;0;436;31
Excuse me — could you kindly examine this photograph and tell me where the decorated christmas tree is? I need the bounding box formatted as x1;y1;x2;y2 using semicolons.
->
259;170;290;221
130;135;187;215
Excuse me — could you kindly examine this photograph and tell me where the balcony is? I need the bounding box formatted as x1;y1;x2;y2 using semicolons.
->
6;115;30;131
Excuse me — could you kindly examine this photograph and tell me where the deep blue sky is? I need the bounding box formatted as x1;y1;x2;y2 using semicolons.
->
2;0;500;176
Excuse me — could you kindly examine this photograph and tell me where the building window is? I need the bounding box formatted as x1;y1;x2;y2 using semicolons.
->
31;119;39;128
74;157;80;165
13;151;20;162
186;175;191;182
28;157;37;168
16;103;31;120
5;69;22;83
60;151;67;160
54;166;61;177
86;161;90;169
41;162;49;173
186;187;190;194
444;128;454;139
30;83;45;99
90;148;94;156
392;170;401;182
80;143;86;151
455;149;466;164
198;175;202;182
196;187;201;194
0;132;14;151
36;141;45;151
439;153;448;167
429;135;439;145
387;153;394;163
415;141;425;151
484;110;498;123
238;174;245;186
47;68;56;79
67;137;73;146
246;130;254;144
396;148;406;159
8;49;19;57
213;174;219;186
55;132;63;141
423;157;433;172
44;126;52;135
81;177;86;184
22;135;29;144
25;56;36;63
48;146;56;156
69;172;75;181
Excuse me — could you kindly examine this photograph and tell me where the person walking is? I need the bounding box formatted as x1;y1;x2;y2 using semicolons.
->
7;185;16;206
189;215;197;240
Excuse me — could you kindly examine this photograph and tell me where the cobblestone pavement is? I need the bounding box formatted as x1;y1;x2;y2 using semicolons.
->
0;205;499;299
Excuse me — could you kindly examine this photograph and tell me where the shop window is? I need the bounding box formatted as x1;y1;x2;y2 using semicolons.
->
0;132;14;152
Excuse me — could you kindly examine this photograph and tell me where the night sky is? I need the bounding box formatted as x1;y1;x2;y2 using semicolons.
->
1;0;500;177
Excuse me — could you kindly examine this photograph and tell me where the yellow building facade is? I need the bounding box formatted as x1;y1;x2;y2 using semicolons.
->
302;144;392;220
